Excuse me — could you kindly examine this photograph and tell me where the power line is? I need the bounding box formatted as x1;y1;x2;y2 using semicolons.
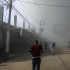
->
17;0;70;8
12;6;37;29
37;5;57;24
1;0;9;4
0;4;6;7
2;0;38;30
32;0;38;8
3;0;16;3
30;0;38;12
12;7;32;26
17;0;40;30
17;0;58;30
0;0;7;6
0;0;5;4
12;8;24;28
18;0;39;22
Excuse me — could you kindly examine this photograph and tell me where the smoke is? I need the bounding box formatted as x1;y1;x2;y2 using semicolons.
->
12;0;70;47
2;0;70;47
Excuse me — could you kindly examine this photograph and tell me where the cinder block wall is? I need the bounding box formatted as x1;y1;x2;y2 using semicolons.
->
0;23;46;54
9;29;40;53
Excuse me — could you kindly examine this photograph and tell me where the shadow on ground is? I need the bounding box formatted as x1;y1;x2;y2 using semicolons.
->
0;47;70;64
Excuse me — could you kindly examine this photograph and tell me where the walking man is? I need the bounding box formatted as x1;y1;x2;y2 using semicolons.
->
51;42;55;55
29;40;43;70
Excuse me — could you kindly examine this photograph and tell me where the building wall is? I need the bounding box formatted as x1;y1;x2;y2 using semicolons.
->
9;29;40;53
0;23;42;53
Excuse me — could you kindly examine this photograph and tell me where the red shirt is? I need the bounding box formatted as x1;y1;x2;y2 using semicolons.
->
30;44;43;58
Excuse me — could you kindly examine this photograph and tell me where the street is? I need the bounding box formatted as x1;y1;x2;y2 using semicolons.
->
0;47;70;70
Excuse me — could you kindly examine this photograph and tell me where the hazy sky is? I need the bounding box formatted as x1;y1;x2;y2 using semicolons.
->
0;0;70;46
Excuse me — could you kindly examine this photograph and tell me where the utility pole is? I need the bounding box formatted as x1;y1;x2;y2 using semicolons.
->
39;20;45;34
6;0;12;53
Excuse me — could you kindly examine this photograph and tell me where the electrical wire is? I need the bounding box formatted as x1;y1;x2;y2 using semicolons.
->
3;0;38;30
31;0;38;10
18;0;70;8
0;0;5;4
11;1;37;29
12;6;39;30
12;7;32;26
0;0;57;29
38;5;57;24
17;0;39;30
18;0;39;22
0;0;7;6
3;0;16;3
0;4;6;7
1;0;9;4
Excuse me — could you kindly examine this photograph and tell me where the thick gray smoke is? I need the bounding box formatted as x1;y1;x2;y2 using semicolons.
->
13;0;70;47
2;0;70;47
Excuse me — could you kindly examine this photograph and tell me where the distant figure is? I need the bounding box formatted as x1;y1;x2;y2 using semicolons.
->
29;40;43;70
51;42;55;55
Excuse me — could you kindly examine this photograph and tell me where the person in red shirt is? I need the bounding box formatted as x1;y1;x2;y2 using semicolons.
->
29;40;43;70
